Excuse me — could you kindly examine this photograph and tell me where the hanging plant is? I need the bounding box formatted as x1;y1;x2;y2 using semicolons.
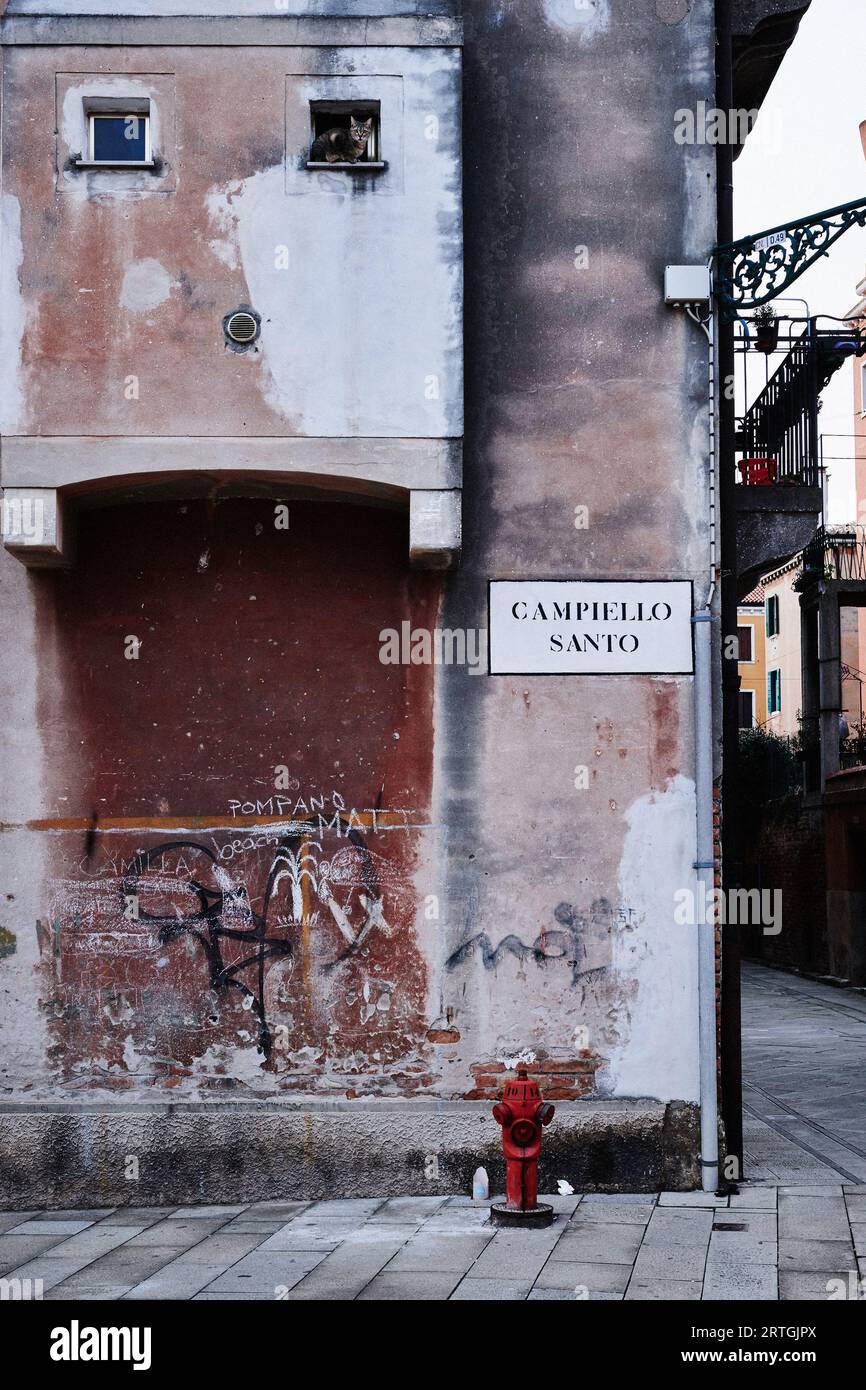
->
753;304;779;354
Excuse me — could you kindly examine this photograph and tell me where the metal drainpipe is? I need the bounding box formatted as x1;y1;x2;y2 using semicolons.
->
688;298;719;1194
695;603;719;1193
715;0;744;1176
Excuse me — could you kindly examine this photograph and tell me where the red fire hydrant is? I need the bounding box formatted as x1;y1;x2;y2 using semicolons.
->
490;1064;555;1226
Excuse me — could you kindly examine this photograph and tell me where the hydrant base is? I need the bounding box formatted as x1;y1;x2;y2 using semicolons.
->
490;1201;554;1229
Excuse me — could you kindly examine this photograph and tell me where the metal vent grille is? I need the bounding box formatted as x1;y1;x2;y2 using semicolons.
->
225;311;258;345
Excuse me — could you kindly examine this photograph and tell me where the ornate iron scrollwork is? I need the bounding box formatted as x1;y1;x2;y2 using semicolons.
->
714;196;866;317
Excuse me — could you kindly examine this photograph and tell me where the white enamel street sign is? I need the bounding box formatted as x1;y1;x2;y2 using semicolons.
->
754;230;787;252
488;580;694;675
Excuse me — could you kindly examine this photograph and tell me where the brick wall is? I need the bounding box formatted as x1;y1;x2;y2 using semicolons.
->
742;800;828;975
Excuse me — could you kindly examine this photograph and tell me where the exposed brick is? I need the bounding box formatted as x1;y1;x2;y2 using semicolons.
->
426;1028;460;1044
532;1058;600;1074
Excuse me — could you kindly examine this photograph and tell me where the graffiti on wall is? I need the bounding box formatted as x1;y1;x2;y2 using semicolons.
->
40;807;433;1088
120;823;391;1058
445;898;638;985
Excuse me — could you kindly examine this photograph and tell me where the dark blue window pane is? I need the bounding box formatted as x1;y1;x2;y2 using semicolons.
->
92;116;147;162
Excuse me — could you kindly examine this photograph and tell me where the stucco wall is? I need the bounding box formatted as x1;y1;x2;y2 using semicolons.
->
0;0;718;1196
0;42;462;441
762;565;802;736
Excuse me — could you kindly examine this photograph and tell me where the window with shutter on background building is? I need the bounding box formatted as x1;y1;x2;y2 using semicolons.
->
766;594;780;638
767;668;782;714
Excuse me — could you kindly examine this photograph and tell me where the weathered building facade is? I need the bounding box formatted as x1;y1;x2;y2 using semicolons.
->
0;0;803;1205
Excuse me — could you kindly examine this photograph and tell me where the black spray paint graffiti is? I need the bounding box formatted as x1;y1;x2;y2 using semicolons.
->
122;824;387;1059
445;899;635;985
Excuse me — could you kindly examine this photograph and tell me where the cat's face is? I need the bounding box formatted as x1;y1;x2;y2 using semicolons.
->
350;117;373;144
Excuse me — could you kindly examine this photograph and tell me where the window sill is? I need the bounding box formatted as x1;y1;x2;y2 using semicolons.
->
305;160;387;172
73;160;156;169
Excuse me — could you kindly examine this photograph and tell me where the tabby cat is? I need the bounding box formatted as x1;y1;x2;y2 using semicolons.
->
311;114;374;164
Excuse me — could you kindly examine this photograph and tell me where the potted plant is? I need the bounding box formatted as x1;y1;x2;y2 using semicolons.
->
754;304;779;354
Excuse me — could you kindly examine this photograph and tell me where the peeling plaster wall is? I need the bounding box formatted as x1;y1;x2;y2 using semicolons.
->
0;43;462;438
432;0;716;1112
0;0;718;1196
7;2;459;14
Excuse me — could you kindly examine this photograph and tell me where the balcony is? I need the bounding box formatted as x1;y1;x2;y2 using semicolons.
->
735;319;865;595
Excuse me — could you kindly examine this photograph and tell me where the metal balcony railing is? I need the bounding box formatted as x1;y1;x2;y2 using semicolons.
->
800;525;866;583
735;320;865;488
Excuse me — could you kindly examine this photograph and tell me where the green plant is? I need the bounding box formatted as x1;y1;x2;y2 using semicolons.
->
737;726;802;830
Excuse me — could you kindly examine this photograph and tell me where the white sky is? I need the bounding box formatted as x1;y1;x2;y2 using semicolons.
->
734;0;866;523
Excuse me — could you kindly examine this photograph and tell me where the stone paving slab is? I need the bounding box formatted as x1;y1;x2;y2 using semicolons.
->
778;1194;851;1241
568;1203;655;1226
533;1259;629;1292
656;1192;731;1207
550;1225;644;1265
0;1212;40;1234
168;1206;248;1219
729;1188;777;1210
37;1224;145;1260
625;1279;703;1301
122;1218;228;1248
702;1259;778;1300
0;1234;69;1274
778;1270;859;1300
631;1242;709;1283
10;1219;94;1236
357;1271;463;1300
779;1238;856;1272
383;1232;493;1273
45;1284;134;1301
8;1187;864;1301
642;1209;715;1246
450;1277;535;1300
46;1245;196;1296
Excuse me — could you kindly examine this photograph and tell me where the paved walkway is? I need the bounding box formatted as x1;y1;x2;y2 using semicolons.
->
1;962;863;1301
1;1189;864;1301
742;961;866;1184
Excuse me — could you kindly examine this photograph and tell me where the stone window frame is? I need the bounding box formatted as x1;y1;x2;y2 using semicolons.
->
80;98;153;170
306;99;385;171
56;72;177;195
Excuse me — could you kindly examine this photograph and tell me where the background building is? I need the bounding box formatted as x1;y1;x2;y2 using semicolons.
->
738;585;767;728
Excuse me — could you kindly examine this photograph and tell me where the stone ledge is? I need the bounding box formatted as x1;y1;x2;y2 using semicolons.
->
0;15;464;47
0;1099;699;1207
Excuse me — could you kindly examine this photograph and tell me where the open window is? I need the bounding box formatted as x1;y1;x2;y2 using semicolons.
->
307;101;384;171
768;669;782;714
766;593;780;638
78;98;152;168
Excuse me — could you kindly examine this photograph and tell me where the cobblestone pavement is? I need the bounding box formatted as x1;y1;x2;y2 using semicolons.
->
2;963;863;1302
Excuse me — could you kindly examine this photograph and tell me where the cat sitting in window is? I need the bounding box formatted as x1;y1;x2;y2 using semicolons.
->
311;114;374;164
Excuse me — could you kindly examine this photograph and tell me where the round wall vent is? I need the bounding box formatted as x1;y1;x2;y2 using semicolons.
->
224;308;260;347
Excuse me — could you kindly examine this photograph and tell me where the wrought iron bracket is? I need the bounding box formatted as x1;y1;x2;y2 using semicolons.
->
713;195;866;318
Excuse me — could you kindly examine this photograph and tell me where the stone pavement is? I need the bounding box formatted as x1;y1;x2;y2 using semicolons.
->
1;961;864;1302
0;1188;864;1301
742;961;866;1184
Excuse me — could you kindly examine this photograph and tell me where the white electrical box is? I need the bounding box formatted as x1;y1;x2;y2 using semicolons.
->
664;265;712;306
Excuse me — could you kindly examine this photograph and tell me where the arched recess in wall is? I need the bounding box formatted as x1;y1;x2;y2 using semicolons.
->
29;486;443;1092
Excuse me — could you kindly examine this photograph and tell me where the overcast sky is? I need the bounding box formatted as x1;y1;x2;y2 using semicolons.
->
735;0;866;522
